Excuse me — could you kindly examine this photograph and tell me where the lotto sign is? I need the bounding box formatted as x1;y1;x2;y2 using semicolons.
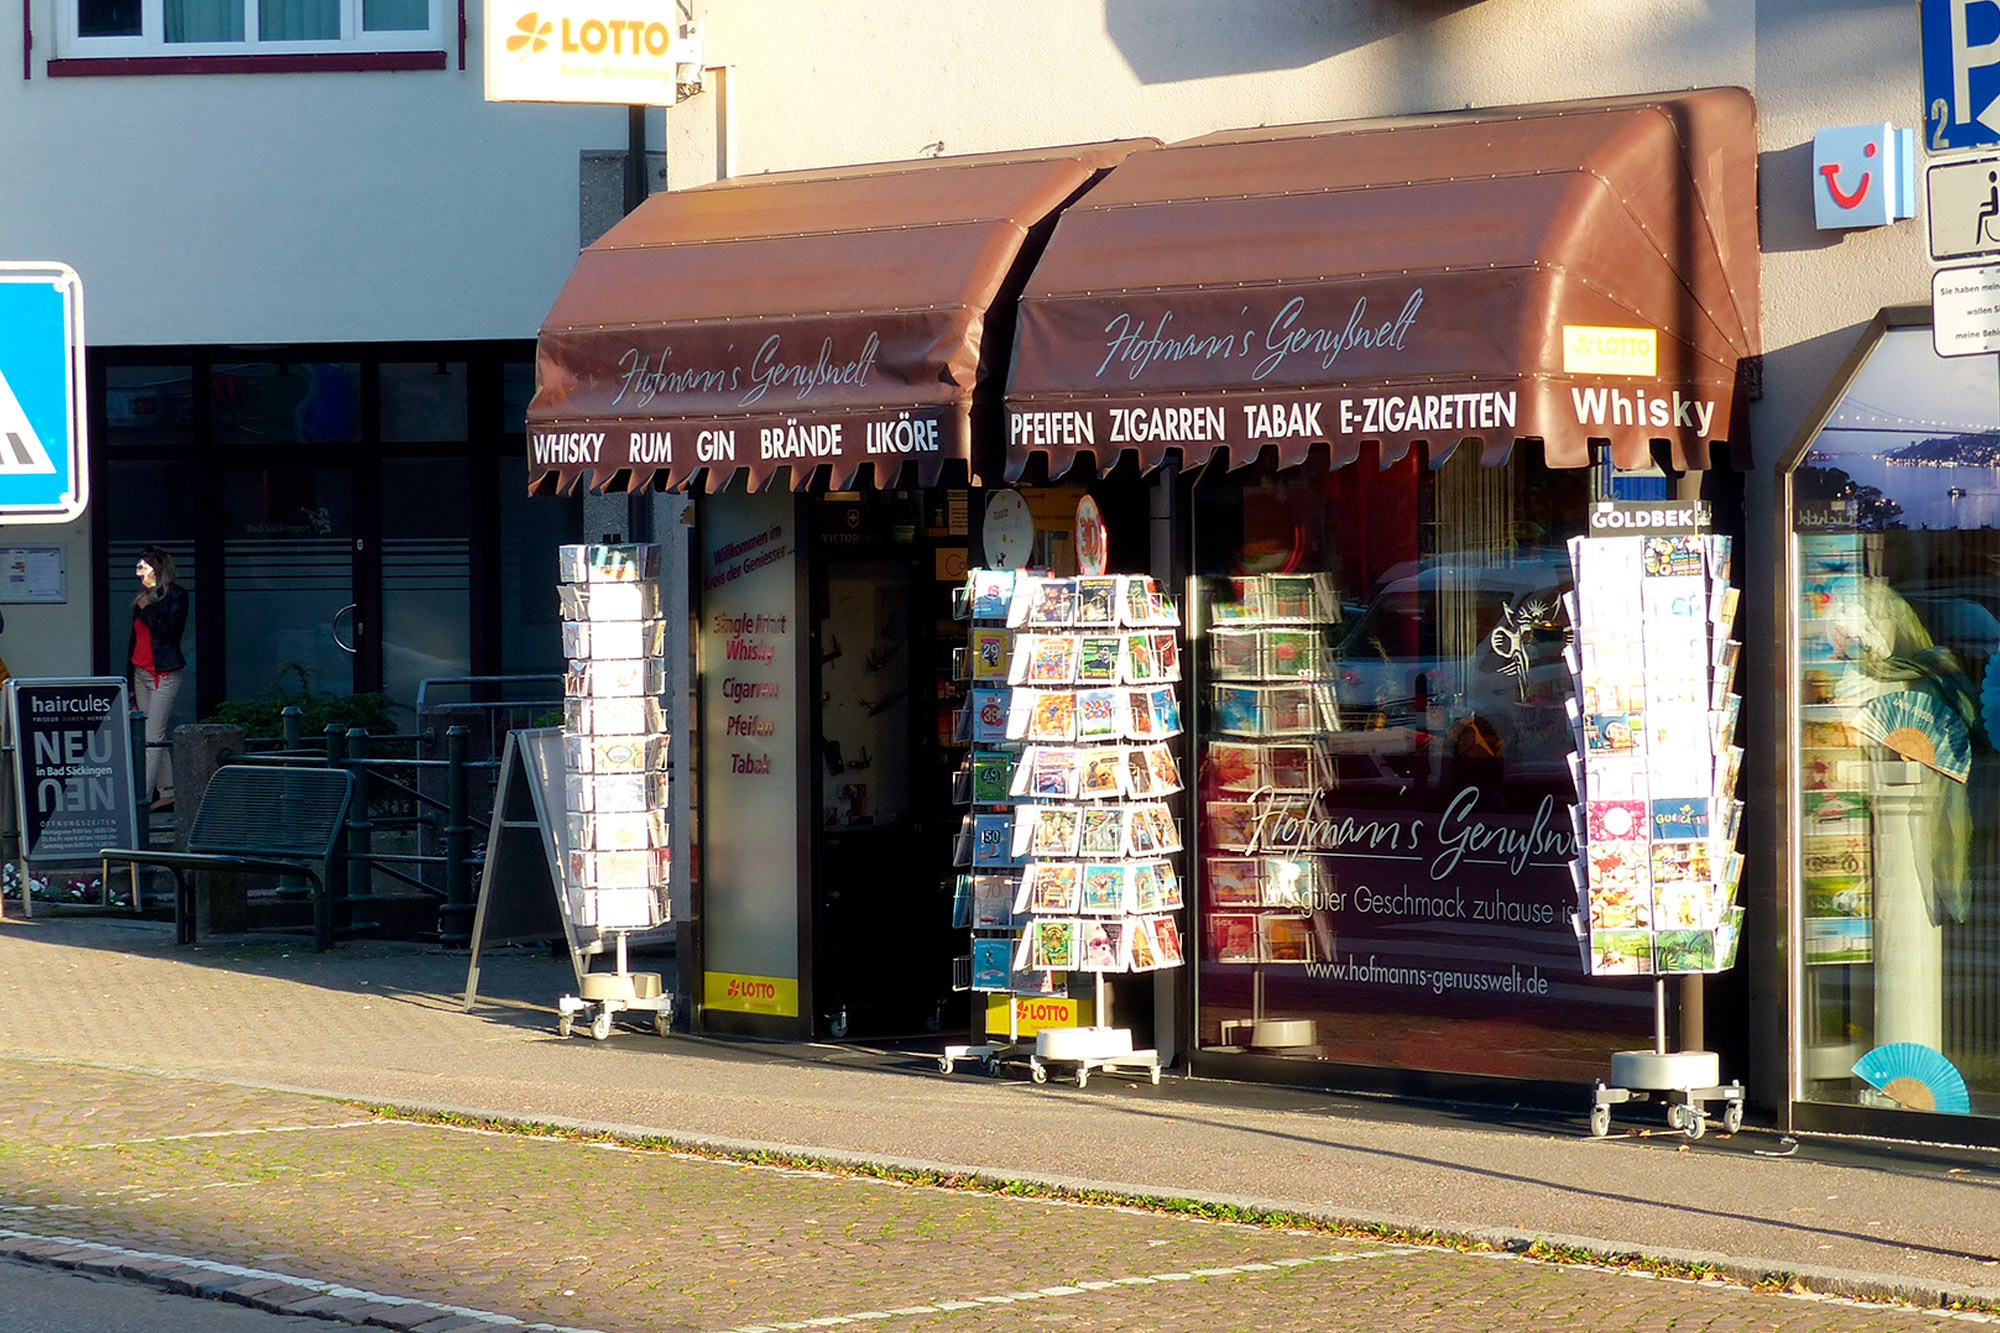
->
0;264;86;525
484;0;702;105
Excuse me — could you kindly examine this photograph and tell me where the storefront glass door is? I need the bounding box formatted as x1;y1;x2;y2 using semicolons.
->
220;466;358;703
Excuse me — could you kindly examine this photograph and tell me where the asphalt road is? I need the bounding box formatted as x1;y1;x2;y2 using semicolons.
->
0;1259;329;1333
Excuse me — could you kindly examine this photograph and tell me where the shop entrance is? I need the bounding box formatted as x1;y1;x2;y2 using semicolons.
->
806;491;966;1038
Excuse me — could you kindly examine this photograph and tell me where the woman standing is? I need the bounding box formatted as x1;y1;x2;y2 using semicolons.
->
130;547;189;812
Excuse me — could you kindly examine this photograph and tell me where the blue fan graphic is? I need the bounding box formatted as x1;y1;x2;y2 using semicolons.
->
1857;689;1971;783
1851;1043;1971;1114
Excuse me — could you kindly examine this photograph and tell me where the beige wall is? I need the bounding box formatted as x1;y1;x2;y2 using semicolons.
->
1;513;94;681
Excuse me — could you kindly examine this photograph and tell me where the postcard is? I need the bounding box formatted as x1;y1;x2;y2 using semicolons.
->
1010;633;1079;686
971;753;1015;804
1075;634;1124;684
1587;840;1651;892
1207;800;1261;852
1650;796;1709;841
1263;629;1322;679
1263;573;1319;622
1206;741;1263;793
1026;689;1077;742
1148;687;1184;736
970;688;1011;743
1149;916;1185;967
1264;743;1316;792
972;873;1017;930
1026;805;1082;858
1124;804;1161;856
964;628;1008;680
1078;806;1129;858
1126;916;1160;970
1078;746;1127;799
1027;746;1081;800
1259;914;1313;964
1586;799;1647;843
1209;912;1260;963
1650;839;1713;887
1210;629;1263;680
1152;632;1182;681
969;569;1016;620
1074;688;1126;741
1030;917;1080;970
1154;859;1183;909
1144;742;1182;794
1261;856;1315;908
1025;862;1082;915
1642;535;1705;578
1123;747;1157;797
971;811;1016;867
1654;928;1718;974
1079;863;1131;915
1027;577;1079;628
1077;919;1128;972
1120;575;1162;627
1074;576;1119;626
971;938;1013;991
1009;964;1061;995
1589;929;1655;976
1212;684;1262;737
1262;685;1317;736
1122;632;1160;684
1587;879;1652;930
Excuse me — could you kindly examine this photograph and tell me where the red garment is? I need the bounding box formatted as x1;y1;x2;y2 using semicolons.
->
132;612;159;686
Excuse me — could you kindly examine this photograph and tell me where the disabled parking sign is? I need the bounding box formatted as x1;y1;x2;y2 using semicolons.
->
0;263;87;525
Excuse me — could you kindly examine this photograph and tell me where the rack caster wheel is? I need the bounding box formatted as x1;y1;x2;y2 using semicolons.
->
1723;1102;1743;1135
937;1057;955;1076
1149;1066;1161;1087
983;1056;1001;1077
1665;1104;1685;1130
1075;1068;1089;1089
1030;1064;1047;1085
590;1010;612;1042
654;1010;671;1038
924;1004;945;1034
557;1014;573;1039
828;1009;849;1039
1684;1112;1706;1140
1589;1104;1611;1138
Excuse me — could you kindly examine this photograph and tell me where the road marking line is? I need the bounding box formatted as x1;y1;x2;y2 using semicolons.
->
706;1249;1408;1333
71;1120;382;1150
0;1226;611;1333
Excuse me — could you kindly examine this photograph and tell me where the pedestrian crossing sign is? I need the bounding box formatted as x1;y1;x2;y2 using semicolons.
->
0;263;86;525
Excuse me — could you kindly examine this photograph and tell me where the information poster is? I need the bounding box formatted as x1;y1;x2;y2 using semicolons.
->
698;490;804;1021
5;678;138;865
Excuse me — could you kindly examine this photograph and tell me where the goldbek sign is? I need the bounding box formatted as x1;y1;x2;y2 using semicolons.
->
483;0;701;106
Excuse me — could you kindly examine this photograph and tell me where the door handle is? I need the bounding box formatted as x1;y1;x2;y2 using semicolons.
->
332;603;359;654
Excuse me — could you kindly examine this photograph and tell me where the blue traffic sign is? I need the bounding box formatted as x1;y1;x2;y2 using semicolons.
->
0;263;87;525
1925;0;2000;153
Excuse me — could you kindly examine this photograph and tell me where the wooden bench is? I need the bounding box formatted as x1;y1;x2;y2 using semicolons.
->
99;764;356;951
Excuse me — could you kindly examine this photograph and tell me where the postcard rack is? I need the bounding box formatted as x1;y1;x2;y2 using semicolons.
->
552;542;674;1041
1567;506;1746;1136
1198;571;1348;1048
941;567;1187;1087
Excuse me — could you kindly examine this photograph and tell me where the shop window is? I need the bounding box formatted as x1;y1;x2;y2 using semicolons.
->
60;0;442;57
1789;320;2000;1120
211;362;360;445
380;362;468;443
103;365;195;447
1190;445;1653;1081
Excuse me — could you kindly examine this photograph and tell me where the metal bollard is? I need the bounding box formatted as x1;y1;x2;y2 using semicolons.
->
282;705;304;754
342;727;379;939
320;725;348;950
439;725;475;947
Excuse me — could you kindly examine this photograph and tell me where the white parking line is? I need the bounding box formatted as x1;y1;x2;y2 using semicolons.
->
69;1120;382;1150
711;1248;1413;1333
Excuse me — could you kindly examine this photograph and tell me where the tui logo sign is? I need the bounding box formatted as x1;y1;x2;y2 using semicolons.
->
1812;124;1917;230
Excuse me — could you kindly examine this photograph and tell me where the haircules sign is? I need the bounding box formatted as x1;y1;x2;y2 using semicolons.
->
5;678;138;865
483;0;702;106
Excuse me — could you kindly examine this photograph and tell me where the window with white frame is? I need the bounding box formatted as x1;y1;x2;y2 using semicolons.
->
63;0;440;55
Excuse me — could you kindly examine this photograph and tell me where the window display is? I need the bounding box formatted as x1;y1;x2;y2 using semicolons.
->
1789;323;2000;1119
1193;449;1656;1081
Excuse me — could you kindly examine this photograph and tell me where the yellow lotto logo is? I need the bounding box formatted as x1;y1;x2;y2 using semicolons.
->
984;995;1092;1037
703;971;799;1017
1562;325;1657;377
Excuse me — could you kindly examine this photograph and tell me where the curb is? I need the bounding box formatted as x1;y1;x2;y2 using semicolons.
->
354;1095;2000;1319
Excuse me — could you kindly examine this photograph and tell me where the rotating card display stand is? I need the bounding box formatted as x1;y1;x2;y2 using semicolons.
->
1566;506;1746;1138
552;542;674;1041
940;567;1187;1088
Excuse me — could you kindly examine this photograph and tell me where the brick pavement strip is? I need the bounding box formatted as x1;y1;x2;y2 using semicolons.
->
0;1059;1991;1332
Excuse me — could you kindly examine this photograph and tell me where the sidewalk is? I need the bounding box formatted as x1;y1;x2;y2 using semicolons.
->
2;914;1997;1313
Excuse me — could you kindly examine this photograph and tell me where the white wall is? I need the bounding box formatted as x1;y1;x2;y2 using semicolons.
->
0;3;640;346
0;514;93;678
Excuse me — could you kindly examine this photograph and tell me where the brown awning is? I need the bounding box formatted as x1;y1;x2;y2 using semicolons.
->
1004;88;1759;479
529;140;1153;495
